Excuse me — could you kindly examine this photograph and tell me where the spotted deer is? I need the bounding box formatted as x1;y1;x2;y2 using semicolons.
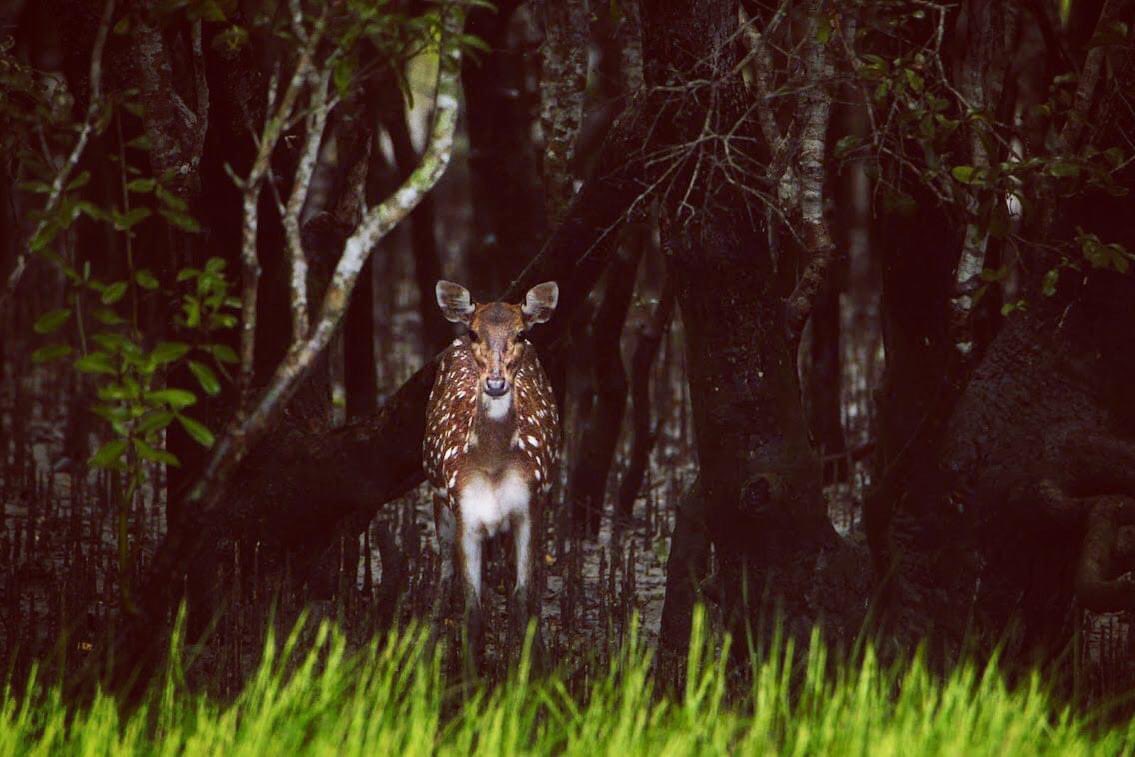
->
423;280;561;654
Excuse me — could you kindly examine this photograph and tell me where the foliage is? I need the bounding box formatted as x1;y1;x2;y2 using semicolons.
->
849;2;1132;305
2;610;1133;754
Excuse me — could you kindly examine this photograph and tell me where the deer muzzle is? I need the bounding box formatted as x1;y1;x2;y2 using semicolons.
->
484;376;508;397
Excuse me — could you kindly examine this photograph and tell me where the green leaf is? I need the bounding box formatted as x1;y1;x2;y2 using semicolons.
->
334;56;356;99
112;207;153;231
135;269;160;290
833;135;862;160
126;134;152;151
20;180;53;194
93;307;127;326
1102;147;1125;168
903;68;924;93
1048;160;1080;178
29;221;61;253
137;409;175;435
151;341;191;364
32;344;73;363
101;281;128;304
66;171;91;191
126;178;156;193
181;298;202;328
156;185;188;212
205;257;226;274
1041;268;1060;297
133;438;180;466
159;207;202;233
75;351;117;375
90;439;127;469
188;360;222;396
33;308;72;334
209;343;239;363
213;24;249;54
147;388;197;409
815;15;832;44
177;413;215;447
951;165;978;184
113;15;131;34
76;201;110;222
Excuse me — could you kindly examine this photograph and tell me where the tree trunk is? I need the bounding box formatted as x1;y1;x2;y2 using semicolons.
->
461;0;546;295
616;274;675;525
567;224;644;537
641;0;863;649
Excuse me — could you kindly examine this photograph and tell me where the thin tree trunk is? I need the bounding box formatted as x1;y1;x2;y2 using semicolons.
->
567;224;644;537
616;274;675;524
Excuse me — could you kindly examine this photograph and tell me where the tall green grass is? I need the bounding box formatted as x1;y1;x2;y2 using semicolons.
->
2;610;1131;755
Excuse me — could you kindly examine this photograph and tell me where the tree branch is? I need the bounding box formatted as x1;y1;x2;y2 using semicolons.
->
283;68;333;343
238;21;324;402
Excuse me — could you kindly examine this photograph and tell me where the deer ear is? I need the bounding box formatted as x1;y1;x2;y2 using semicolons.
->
522;281;559;326
436;280;475;324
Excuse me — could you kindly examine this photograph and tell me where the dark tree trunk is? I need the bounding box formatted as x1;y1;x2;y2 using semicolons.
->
567;225;644;537
657;479;708;684
615;274;675;525
642;0;865;650
863;190;960;566
803;276;846;482
461;0;546;295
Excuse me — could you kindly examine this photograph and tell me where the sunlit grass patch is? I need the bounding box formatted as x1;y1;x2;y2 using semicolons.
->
2;609;1132;755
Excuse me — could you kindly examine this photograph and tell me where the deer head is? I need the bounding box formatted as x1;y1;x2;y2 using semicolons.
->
435;280;559;401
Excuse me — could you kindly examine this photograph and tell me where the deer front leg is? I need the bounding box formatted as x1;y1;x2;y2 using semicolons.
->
512;509;533;623
510;502;545;660
458;521;485;668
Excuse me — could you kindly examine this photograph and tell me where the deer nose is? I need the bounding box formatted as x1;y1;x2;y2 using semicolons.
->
485;377;508;396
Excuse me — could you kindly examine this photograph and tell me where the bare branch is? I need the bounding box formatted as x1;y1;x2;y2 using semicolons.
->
238;20;324;403
2;0;114;307
283;68;333;342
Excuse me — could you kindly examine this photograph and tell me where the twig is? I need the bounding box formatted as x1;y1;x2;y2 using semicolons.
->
2;0;115;306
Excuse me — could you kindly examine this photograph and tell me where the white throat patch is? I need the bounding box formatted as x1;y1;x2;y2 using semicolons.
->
482;391;512;420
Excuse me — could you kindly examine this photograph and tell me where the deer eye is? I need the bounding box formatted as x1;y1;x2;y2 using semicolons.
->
468;330;480;343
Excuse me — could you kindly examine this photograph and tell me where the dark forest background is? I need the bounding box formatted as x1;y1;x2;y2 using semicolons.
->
1;0;1134;703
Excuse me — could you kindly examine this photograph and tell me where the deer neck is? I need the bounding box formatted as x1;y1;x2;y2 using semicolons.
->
470;390;517;465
